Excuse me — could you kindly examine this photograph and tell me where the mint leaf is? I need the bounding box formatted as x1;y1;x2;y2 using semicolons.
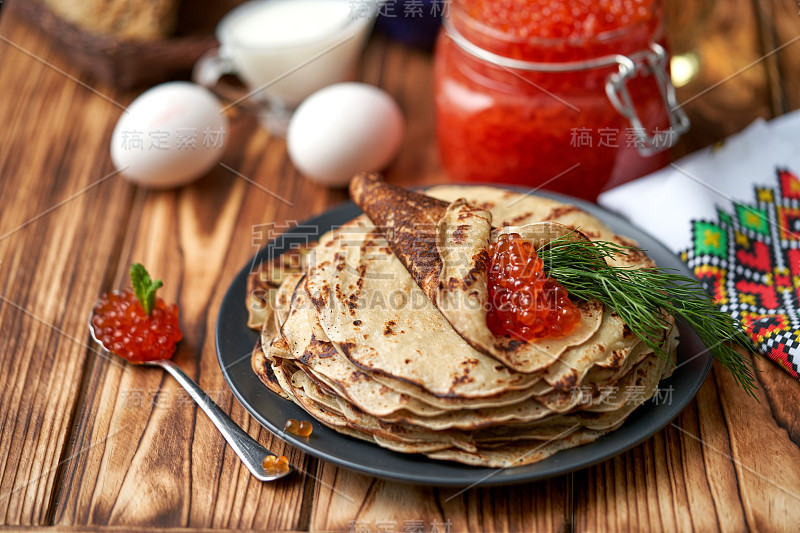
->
130;263;163;316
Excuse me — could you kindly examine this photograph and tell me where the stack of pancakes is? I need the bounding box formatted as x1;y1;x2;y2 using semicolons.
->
248;176;677;467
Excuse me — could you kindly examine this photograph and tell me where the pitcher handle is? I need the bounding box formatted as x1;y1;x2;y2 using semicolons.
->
193;48;236;88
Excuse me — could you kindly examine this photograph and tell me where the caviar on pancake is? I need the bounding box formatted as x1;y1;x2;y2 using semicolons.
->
487;233;581;341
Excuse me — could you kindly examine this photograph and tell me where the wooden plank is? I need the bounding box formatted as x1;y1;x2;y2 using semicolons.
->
769;0;800;111
0;7;137;526
751;0;787;116
2;527;307;533
714;355;800;531
310;466;571;532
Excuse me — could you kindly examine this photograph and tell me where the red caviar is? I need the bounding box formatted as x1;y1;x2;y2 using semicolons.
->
262;454;290;473
487;233;580;340
460;0;656;41
284;418;313;437
435;0;671;200
91;289;182;363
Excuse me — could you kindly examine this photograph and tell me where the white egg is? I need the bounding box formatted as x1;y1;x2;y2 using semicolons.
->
287;83;404;187
110;82;228;189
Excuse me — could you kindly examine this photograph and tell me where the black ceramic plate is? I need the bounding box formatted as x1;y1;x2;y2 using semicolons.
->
215;189;712;486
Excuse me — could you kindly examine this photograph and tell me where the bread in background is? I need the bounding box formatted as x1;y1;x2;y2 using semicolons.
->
42;0;179;40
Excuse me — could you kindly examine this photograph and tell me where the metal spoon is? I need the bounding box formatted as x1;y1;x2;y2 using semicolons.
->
89;318;293;481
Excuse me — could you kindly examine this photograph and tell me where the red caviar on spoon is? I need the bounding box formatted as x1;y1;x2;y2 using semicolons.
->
88;264;292;481
487;233;581;341
91;263;182;362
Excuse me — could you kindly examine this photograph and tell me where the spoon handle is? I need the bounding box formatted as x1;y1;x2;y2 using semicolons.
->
156;359;293;481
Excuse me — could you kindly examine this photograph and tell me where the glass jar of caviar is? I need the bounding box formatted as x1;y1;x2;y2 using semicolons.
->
434;0;689;201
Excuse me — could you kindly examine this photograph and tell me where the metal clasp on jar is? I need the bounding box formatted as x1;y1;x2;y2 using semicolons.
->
606;44;690;156
442;16;690;156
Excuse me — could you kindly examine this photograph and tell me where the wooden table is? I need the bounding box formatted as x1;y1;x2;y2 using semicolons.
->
2;1;799;531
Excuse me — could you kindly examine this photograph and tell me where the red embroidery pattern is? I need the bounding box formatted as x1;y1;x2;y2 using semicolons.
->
681;168;800;379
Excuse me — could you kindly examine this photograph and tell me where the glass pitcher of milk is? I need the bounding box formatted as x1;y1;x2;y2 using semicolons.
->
195;0;378;135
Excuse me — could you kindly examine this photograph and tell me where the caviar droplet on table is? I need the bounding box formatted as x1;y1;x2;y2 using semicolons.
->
90;289;182;362
487;233;581;340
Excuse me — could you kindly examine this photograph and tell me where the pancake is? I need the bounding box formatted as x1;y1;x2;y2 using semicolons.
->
304;217;541;398
350;174;608;373
277;280;677;433
426;427;616;468
248;179;679;467
278;362;476;453
246;242;315;330
250;336;289;400
436;202;606;373
280;280;543;414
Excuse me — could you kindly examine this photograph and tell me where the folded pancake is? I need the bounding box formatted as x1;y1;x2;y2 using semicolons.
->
279;285;450;417
250;336;289;400
426;427;616;468
350;174;615;373
304;216;541;398
377;350;670;431
269;359;378;444
437;202;606;372
273;359;478;453
291;370;476;452
246;242;315;330
259;271;304;351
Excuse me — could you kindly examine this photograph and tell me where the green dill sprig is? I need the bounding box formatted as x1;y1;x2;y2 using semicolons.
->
537;235;759;397
130;263;163;316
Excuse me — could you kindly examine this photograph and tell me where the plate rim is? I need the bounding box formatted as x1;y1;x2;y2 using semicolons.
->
215;186;713;486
